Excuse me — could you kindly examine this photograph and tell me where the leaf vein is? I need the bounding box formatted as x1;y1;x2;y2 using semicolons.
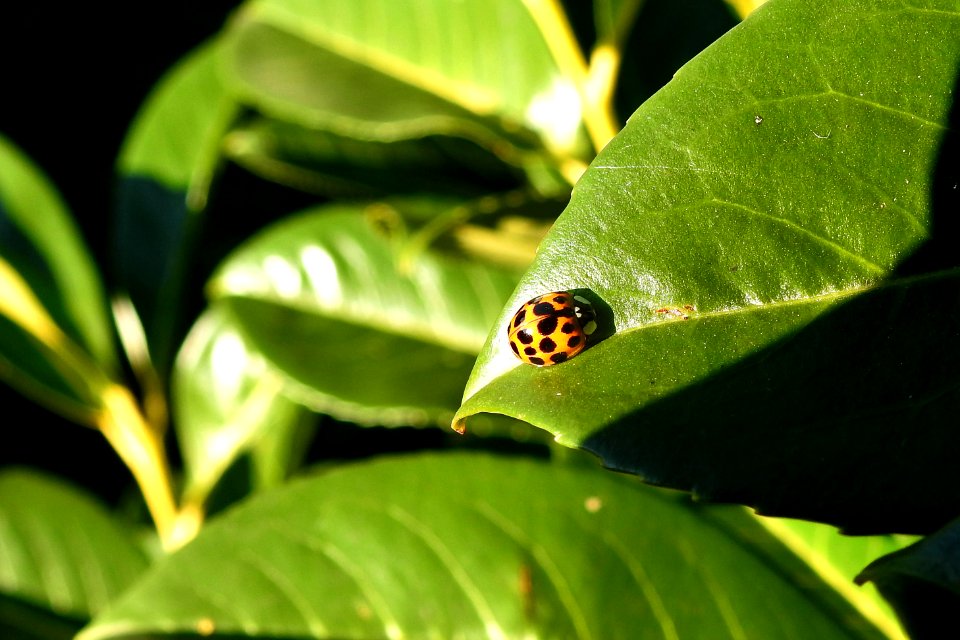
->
601;532;679;640
472;502;593;640
713;199;887;274
261;523;403;640
387;505;507;640
237;548;329;637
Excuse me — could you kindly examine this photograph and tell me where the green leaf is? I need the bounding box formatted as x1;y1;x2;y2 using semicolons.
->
114;39;238;369
455;0;960;533
173;304;311;504
0;135;116;414
79;453;891;640
754;517;914;636
223;0;590;157
856;517;960;639
0;136;115;371
0;469;149;628
224;117;526;197
209;199;523;427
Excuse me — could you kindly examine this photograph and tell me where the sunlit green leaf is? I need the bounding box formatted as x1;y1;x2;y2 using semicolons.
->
80;453;891;640
210;199;523;426
753;517;914;637
455;0;960;534
0;469;148;633
223;0;591;158
173;304;311;504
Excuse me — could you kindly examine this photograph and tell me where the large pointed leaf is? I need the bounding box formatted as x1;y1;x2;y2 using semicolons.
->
0;135;116;414
114;40;238;369
0;136;115;371
455;0;960;534
79;453;892;639
0;469;148;635
222;0;591;158
173;303;312;505
209;200;524;426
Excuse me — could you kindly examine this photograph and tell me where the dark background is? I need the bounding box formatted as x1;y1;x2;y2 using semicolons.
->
0;4;242;503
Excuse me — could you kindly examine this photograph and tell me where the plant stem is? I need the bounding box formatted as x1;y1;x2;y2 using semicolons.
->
96;384;186;549
523;0;621;153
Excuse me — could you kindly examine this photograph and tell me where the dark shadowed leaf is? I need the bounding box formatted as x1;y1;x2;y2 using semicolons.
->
114;40;238;369
856;517;960;640
223;117;526;198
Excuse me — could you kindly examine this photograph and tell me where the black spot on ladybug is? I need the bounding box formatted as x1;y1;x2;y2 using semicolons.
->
512;309;526;328
533;302;555;315
529;356;545;366
552;294;569;304
560;320;575;334
537;316;558;335
510;342;520;355
539;337;557;353
517;329;534;345
524;346;537;356
550;352;568;364
567;335;582;348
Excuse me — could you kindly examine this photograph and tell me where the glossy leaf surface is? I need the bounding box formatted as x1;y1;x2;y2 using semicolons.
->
173;304;309;503
79;453;890;640
455;0;960;533
210;201;522;426
224;118;526;198
223;0;590;156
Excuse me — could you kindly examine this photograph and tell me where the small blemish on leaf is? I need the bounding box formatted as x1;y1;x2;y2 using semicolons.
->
196;618;215;636
585;496;603;512
754;115;763;125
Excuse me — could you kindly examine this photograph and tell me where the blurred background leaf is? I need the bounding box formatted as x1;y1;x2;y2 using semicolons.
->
0;469;148;639
223;118;528;198
0;135;116;416
172;303;312;506
209;199;529;427
114;40;239;373
222;0;592;160
856;517;960;640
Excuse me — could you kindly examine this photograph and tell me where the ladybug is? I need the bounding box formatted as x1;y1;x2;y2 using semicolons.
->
507;291;597;366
